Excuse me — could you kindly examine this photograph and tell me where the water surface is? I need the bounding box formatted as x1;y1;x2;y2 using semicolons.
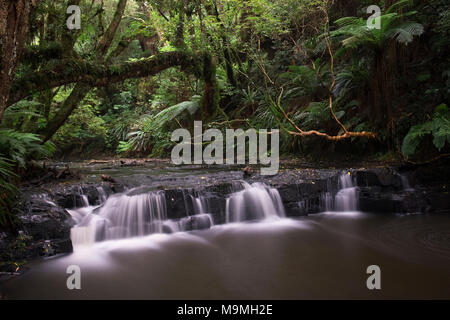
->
3;213;450;300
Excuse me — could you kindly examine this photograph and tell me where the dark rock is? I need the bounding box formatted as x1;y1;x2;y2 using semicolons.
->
359;191;404;214
165;189;194;219
180;215;213;231
242;166;254;178
101;174;116;183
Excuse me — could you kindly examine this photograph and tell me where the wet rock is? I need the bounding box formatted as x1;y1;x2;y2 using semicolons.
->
180;215;213;231
422;188;450;214
101;175;116;183
284;202;307;217
359;190;404;214
278;184;301;203
409;164;450;187
165;189;194;219
242;166;254;178
16;194;76;259
355;168;403;191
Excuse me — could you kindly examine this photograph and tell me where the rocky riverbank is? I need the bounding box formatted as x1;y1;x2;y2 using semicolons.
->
1;161;449;272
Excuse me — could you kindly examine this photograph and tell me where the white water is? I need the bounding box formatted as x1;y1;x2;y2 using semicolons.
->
68;175;355;251
192;195;210;214
334;172;358;211
225;182;286;223
321;192;334;211
69;190;167;248
68;182;287;249
97;186;107;203
400;174;414;192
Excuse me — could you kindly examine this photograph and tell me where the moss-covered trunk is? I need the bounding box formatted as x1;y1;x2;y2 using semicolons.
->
0;0;37;123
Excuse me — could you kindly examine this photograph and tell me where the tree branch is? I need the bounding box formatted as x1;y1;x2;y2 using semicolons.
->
96;0;128;56
8;51;201;107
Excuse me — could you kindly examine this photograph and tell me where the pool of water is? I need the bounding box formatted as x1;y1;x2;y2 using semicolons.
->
2;213;450;300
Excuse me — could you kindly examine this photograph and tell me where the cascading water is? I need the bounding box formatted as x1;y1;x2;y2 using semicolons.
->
225;182;286;222
69;190;167;247
68;179;286;250
400;173;414;192
74;187;89;207
334;172;358;211
97;186;107;203
192;194;210;215
321;192;334;211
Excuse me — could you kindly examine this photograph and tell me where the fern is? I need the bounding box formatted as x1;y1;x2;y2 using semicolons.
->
0;157;18;227
124;97;201;154
144;98;201;132
332;0;423;50
431;104;450;151
402;104;450;157
116;141;132;154
0;130;55;168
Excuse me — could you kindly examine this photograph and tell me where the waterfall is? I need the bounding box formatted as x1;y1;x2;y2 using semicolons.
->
69;180;286;249
69;188;220;249
334;172;358;211
225;182;286;223
97;186;107;203
192;195;210;215
69;190;167;246
321;192;334;211
97;191;167;240
400;174;414;192
75;186;89;207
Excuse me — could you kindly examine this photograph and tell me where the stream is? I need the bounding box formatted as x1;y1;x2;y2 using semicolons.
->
1;165;450;299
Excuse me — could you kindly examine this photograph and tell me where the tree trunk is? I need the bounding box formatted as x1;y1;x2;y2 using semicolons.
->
39;83;90;142
371;49;395;150
0;0;38;123
212;0;237;87
175;0;186;49
202;53;219;117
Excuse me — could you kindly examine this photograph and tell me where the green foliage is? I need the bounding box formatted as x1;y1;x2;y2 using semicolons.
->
53;103;106;155
295;101;331;130
0;232;32;271
0;130;54;227
402;104;450;157
0;157;18;226
1;100;46;130
333;60;370;97
333;0;424;51
2;0;449;165
123;98;201;155
281;63;326;97
146;98;200;131
0;130;55;168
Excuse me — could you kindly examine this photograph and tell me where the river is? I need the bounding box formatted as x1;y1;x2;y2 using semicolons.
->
1;165;450;299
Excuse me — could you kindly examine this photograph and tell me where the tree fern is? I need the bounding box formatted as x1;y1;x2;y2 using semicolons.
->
332;1;424;51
